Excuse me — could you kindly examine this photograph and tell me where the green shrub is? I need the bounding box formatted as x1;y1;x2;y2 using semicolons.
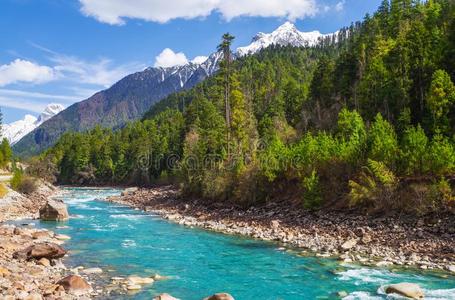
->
400;125;429;175
10;169;37;195
302;170;322;209
368;113;399;168
348;159;397;208
427;134;455;175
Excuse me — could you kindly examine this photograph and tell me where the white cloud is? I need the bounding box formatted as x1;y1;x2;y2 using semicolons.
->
335;0;345;12
154;48;188;68
0;59;57;87
0;89;80;103
79;0;318;25
0;96;50;113
191;56;208;64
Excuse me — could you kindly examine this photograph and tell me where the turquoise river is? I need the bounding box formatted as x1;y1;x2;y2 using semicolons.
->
18;188;455;299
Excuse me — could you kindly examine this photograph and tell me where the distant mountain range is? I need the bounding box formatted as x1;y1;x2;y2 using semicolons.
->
2;104;64;145
13;23;333;157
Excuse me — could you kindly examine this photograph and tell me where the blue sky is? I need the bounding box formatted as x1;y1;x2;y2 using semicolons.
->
0;0;382;123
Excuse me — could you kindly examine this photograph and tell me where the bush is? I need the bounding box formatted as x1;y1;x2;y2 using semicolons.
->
302;170;322;209
368;113;398;168
400;125;429;175
10;169;37;195
348;159;397;208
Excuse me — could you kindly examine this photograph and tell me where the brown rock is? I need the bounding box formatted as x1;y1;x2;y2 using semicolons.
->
203;293;235;300
154;293;180;300
25;293;43;300
385;283;424;299
32;231;50;240
38;257;51;267
340;239;357;251
39;200;69;221
13;243;67;260
56;275;92;295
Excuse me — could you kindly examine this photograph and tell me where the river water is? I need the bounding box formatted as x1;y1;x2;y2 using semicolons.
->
22;187;455;299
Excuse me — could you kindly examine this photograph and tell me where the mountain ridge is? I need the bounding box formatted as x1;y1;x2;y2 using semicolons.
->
13;23;334;157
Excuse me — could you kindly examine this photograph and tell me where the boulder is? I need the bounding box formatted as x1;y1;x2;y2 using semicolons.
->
385;283;424;299
13;243;67;260
203;293;235;300
340;239;357;251
154;293;180;300
39;200;69;221
56;275;92;295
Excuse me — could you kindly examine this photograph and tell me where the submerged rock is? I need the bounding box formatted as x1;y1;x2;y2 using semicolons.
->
203;293;235;300
385;282;424;299
13;242;67;260
57;275;92;295
39;200;69;221
127;275;154;285
154;293;180;300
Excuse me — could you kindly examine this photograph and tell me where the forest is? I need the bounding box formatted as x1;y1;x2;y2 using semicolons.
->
35;0;455;213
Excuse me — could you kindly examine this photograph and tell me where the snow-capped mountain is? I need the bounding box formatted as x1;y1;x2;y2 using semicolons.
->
2;103;64;145
237;22;334;56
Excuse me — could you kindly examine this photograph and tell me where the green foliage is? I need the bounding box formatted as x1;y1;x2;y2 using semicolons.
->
427;69;455;133
302;170;322;209
400;125;429;175
10;169;23;191
348;159;397;207
368;114;399;168
0;138;12;169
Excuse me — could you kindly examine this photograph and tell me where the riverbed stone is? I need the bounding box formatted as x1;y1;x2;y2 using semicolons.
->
37;257;51;267
127;275;154;285
39;200;69;221
56;275;92;295
385;282;424;299
13;242;67;260
340;239;357;251
81;267;103;274
203;293;235;300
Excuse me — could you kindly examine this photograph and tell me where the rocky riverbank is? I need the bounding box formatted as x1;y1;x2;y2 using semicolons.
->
107;186;455;274
0;183;100;299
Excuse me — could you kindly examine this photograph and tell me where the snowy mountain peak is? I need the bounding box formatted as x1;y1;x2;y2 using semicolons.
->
237;22;333;56
37;103;65;124
1;103;64;145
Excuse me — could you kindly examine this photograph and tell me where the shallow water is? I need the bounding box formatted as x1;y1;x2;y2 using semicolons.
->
21;187;455;299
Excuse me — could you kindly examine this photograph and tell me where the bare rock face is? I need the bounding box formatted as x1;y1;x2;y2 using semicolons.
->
385;283;424;299
57;275;92;295
13;242;67;260
154;293;180;300
203;293;235;300
39;200;69;221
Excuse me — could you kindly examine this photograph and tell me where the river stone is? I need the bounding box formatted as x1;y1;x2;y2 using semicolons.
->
385;283;424;299
203;293;235;300
340;239;357;251
127;276;154;285
25;293;43;300
154;293;180;300
127;284;142;290
13;243;67;260
82;267;103;274
39;200;69;221
38;257;51;267
57;275;92;295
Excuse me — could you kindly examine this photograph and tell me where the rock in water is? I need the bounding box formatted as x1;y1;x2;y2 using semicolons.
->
154;293;180;300
203;293;235;300
13;243;67;260
57;275;92;295
39;200;69;221
385;283;424;299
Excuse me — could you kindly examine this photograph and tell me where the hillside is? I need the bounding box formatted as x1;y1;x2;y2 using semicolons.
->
38;0;455;213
